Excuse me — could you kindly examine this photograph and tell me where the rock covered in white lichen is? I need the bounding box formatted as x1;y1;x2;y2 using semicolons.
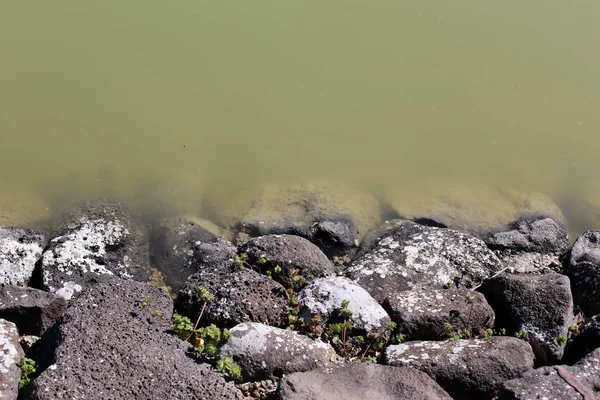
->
0;318;24;400
218;322;338;380
0;227;47;286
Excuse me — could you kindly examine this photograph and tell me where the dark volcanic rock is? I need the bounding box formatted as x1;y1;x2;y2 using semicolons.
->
384;287;494;340
566;231;600;315
276;363;452;400
218;322;338;380
150;216;219;292
564;314;600;364
28;278;243;400
235;182;382;257
385;337;535;400
480;273;574;364
0;318;23;400
240;235;335;290
175;266;288;328
297;276;391;339
486;216;569;273
0;286;67;336
40;199;150;300
0;227;47;286
501;348;600;400
345;220;504;302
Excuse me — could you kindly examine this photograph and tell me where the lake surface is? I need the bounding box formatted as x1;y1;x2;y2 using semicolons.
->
2;1;600;233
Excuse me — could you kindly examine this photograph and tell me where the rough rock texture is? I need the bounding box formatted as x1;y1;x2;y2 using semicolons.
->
149;216;219;292
501;348;600;400
566;231;600;315
0;318;24;400
0;286;67;336
486;216;569;273
480;273;573;364
175;266;288;328
345;220;504;303
28;278;244;400
0;227;47;286
385;287;494;340
40;199;150;300
276;363;453;400
385;182;565;240
297;277;391;339
218;322;338;380
564;314;600;364
385;337;535;400
240;235;335;290
235;182;382;257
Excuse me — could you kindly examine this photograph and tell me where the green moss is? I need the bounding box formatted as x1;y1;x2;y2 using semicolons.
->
19;357;36;389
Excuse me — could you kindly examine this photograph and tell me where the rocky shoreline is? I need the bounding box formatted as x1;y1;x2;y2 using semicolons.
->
1;182;599;399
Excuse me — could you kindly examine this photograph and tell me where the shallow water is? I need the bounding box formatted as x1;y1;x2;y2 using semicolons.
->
2;1;600;233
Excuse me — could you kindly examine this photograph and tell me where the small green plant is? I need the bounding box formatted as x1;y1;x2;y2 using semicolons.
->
151;310;164;318
216;357;242;379
515;330;527;339
569;324;580;337
139;298;152;308
171;313;195;340
553;335;568;346
19;357;36;389
234;253;248;268
197;286;214;303
479;328;494;338
499;328;507;336
289;268;306;285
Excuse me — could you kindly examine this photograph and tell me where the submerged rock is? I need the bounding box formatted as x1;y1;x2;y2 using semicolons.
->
385;337;535;400
0;286;67;336
501;348;600;400
175;266;288;328
218;322;338;380
0;319;23;400
240;235;335;290
28;278;244;400
40;199;150;300
0;227;47;287
480;273;574;364
566;231;600;315
275;363;452;400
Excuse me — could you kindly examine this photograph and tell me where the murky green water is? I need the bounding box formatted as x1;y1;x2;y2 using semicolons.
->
2;1;600;231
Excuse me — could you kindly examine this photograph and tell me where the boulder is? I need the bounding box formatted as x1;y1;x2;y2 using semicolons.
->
27;278;244;400
384;287;494;340
234;182;382;257
345;220;504;302
175;266;288;328
384;337;535;400
40;199;150;300
0;286;67;336
566;231;600;315
384;182;565;240
275;363;452;400
486;216;569;273
297;277;391;339
240;235;335;290
0;227;47;286
149;216;219;292
218;322;338;380
480;273;574;364
501;348;600;399
0;319;23;400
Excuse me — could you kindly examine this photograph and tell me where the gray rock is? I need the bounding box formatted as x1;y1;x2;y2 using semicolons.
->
218;322;338;380
384;182;565;240
240;235;335;290
345;220;504;302
487;216;569;273
0;227;47;286
566;231;600;315
385;337;535;400
298;277;391;339
276;363;453;400
0;286;67;336
385;287;494;340
28;278;244;400
40;199;150;300
191;236;238;271
149;216;219;292
501;348;600;399
175;266;288;328
234;182;382;257
0;319;24;400
480;273;574;364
